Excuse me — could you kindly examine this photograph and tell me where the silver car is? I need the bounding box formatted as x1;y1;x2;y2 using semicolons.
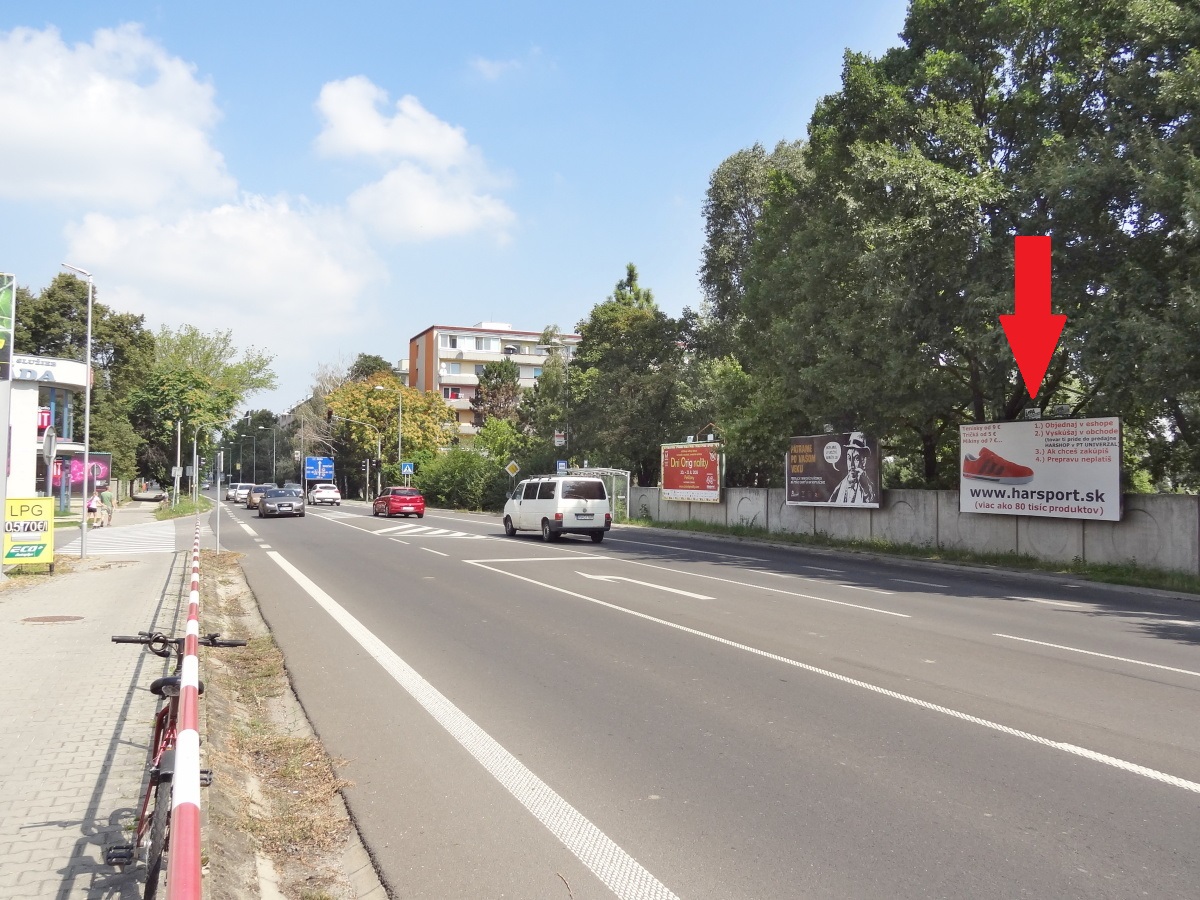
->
258;488;306;518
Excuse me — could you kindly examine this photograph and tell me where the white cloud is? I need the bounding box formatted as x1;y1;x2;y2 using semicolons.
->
347;163;515;241
63;195;385;346
314;76;514;241
0;24;235;210
470;56;522;81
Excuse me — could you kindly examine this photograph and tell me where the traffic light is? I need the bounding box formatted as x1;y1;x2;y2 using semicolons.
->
361;460;369;472
326;409;333;424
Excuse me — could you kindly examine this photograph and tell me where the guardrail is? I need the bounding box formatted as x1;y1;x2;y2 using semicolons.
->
166;527;203;899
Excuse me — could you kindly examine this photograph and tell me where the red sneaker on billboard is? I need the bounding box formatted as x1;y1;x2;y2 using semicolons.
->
962;447;1035;485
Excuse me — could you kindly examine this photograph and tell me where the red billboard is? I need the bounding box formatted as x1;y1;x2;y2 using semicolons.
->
661;442;721;502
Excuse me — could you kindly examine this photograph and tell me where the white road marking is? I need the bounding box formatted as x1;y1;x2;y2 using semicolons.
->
467;561;1200;795
803;565;843;573
617;558;908;617
994;634;1200;678
265;551;680;900
373;524;418;534
576;572;715;600
466;556;611;564
1013;596;1087;609
894;579;948;589
422;547;449;557
836;583;894;596
389;538;411;545
604;536;765;561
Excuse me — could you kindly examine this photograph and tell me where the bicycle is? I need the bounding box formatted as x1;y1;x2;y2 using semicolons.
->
106;631;246;899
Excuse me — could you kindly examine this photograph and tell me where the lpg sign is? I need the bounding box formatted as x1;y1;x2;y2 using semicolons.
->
4;498;55;568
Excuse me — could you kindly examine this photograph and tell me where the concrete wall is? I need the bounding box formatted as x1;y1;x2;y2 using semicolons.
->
638;487;1200;575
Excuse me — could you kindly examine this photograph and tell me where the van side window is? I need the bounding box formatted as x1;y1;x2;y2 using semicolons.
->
562;480;606;500
522;482;539;500
536;481;557;500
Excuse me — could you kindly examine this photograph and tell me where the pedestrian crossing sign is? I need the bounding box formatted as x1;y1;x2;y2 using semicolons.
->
401;462;414;475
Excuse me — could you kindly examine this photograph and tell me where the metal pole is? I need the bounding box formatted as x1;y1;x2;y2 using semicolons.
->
174;417;182;507
252;433;257;482
376;436;382;496
62;265;93;558
215;450;222;554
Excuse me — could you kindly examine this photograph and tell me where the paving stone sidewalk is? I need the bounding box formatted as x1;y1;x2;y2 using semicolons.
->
0;504;206;899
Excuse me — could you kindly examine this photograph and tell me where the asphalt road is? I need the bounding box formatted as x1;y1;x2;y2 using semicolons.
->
211;495;1200;899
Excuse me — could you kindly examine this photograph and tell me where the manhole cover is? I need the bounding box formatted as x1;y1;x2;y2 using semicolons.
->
22;615;84;624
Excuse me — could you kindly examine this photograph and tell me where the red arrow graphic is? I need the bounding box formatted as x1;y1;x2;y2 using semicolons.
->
1000;235;1066;399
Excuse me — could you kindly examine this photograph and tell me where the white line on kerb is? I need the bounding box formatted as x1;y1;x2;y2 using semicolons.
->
994;634;1200;678
467;561;1200;796
264;551;680;900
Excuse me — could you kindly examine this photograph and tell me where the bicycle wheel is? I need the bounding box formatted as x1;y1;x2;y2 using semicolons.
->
143;779;171;900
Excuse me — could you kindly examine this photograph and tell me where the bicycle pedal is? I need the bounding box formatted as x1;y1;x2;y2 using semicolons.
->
200;768;213;787
105;844;136;867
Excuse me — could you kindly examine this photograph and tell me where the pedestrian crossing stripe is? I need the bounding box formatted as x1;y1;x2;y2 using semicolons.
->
59;521;183;555
371;523;484;539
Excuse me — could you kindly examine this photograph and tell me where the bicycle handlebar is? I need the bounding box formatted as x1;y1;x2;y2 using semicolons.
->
112;632;248;651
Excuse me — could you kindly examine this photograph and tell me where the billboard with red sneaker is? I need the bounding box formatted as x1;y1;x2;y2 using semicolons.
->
959;417;1121;521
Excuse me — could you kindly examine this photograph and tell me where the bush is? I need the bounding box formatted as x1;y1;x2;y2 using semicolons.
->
415;450;509;511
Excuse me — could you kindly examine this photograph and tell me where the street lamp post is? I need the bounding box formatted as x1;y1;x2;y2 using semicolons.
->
258;425;277;483
61;264;94;559
373;385;403;482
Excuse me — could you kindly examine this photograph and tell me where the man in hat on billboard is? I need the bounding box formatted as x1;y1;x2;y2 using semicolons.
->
828;432;878;505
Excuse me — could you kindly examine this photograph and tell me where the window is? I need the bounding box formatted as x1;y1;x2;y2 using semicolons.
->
443;387;461;400
562;480;606;500
447;362;461;375
475;364;486;376
475;336;498;352
440;334;459;349
522;481;539;500
536;481;557;500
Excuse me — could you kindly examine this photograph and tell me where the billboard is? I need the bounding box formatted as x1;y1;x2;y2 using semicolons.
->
661;442;722;502
52;451;112;492
785;432;881;507
959;417;1121;521
0;274;13;380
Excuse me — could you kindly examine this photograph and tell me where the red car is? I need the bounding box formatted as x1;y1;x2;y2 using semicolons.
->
372;486;426;518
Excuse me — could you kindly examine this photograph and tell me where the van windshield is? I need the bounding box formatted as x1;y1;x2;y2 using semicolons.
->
562;480;606;500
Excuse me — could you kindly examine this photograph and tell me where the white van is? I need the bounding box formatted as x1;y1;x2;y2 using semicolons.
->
503;475;612;542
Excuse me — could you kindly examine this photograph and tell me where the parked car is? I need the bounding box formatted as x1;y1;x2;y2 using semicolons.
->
232;483;253;503
373;487;425;518
245;484;275;509
258;488;305;518
308;483;341;505
502;475;611;542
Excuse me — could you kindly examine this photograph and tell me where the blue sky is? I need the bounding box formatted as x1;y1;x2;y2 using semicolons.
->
1;1;909;412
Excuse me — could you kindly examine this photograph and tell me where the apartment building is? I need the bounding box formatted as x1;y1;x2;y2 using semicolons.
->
408;322;579;436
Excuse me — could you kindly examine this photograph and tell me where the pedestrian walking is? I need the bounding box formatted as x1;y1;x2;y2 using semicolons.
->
87;488;102;527
100;485;115;527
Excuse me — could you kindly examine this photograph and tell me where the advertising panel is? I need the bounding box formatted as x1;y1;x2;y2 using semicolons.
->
661;442;722;502
0;274;13;380
51;451;112;492
959;417;1121;521
785;432;881;507
4;497;54;566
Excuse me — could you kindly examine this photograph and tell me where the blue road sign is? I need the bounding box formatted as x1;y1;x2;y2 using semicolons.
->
401;461;415;476
305;456;335;480
556;459;568;474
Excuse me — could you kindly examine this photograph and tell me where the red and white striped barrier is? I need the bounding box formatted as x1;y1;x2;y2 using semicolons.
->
167;527;203;899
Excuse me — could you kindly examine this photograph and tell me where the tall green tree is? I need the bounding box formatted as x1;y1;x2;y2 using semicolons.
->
471;357;521;425
571;265;689;485
733;0;1200;486
347;353;394;381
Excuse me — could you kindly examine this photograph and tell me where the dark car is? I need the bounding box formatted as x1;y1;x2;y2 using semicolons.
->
258;488;305;518
372;486;426;518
